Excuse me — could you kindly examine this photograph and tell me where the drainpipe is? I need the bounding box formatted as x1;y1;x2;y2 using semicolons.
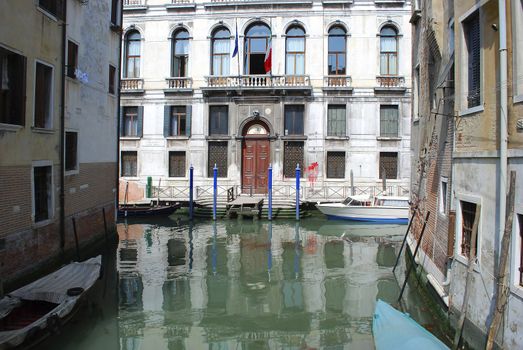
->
115;1;123;216
59;0;68;251
498;0;508;258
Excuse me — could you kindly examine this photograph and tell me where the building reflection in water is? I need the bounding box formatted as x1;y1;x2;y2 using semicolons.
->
116;219;406;350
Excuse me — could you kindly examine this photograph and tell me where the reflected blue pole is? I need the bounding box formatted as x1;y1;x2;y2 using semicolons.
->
294;222;300;279
188;222;194;271
268;164;273;220
189;164;194;220
213;163;217;221
212;222;217;275
267;222;273;280
295;164;300;221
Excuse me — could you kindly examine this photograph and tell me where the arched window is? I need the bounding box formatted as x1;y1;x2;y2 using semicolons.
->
380;26;398;75
286;26;305;75
244;23;271;75
211;27;230;76
328;26;346;75
172;29;189;77
124;30;141;78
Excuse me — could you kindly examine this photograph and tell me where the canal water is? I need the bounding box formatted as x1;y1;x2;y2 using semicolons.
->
39;215;451;349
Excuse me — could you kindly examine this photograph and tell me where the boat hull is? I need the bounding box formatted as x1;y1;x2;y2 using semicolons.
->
118;204;179;217
316;204;409;224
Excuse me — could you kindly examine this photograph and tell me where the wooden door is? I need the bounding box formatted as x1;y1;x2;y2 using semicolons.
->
242;138;270;194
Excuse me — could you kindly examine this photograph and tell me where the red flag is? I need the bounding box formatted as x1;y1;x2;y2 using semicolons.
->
264;37;272;73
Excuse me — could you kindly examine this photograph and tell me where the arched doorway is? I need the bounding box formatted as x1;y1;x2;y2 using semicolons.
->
242;121;270;194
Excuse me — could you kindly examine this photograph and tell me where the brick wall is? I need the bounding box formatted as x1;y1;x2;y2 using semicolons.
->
0;166;33;238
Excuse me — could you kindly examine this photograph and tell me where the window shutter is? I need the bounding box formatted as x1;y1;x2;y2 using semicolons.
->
137;106;144;137
119;108;124;137
164;105;171;137
186;105;192;137
466;13;481;107
18;55;27;126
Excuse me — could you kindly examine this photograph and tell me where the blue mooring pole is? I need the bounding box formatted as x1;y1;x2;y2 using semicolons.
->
268;164;273;220
295;164;300;221
213;163;217;221
189;164;194;220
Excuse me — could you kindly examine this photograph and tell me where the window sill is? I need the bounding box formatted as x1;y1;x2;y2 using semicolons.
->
459;105;484;117
325;177;347;181
325;136;349;140
0;123;23;132
66;76;79;83
166;136;190;140
281;135;307;141
32;218;54;229
32;127;55;134
513;94;523;105
454;254;480;272
510;284;523;300
120;136;141;140
167;177;188;180
377;136;401;141
121;176;140;180
36;6;59;22
206;135;231;140
65;169;79;176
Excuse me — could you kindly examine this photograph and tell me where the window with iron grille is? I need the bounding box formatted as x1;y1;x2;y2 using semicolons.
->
327;105;346;137
169;151;186;178
209;106;228;136
34;62;53;129
380;105;399;137
120;106;143;137
208;142;228;178
39;0;64;19
65;131;78;172
519;214;523;286
460;201;478;259
121;151;137;177
67;41;78;79
327;152;345;179
0;47;26;126
464;11;481;108
379;152;397;179
283;141;304;178
109;65;116;94
284;105;304;136
34;166;52;222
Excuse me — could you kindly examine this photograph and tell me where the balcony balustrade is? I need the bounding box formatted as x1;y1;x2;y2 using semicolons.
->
165;77;193;91
376;75;405;88
123;0;147;10
206;75;310;88
121;78;144;93
324;75;352;88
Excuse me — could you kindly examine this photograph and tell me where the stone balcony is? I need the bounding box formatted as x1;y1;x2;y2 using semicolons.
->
121;78;144;93
202;75;311;96
374;75;406;94
323;75;353;92
204;0;313;7
165;77;193;93
166;0;196;9
123;0;147;10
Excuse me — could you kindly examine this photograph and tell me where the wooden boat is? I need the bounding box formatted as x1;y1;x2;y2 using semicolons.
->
373;299;449;350
0;256;102;349
316;195;410;224
118;202;180;217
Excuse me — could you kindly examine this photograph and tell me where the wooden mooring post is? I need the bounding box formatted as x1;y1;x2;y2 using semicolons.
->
72;217;81;260
392;211;416;274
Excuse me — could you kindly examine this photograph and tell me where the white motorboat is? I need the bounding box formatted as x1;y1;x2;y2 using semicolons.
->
316;195;410;224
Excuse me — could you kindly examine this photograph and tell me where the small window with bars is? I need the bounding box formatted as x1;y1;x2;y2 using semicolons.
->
327;105;346;137
169;151;186;178
379;152;397;179
327;152;345;179
380;105;399;137
121;151;137;177
463;11;481;108
208;142;228;178
460;201;478;259
283;141;304;178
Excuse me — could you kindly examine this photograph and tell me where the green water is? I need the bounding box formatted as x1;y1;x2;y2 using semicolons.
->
39;216;449;349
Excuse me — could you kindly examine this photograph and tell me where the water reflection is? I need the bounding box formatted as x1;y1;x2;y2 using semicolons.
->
115;219;408;350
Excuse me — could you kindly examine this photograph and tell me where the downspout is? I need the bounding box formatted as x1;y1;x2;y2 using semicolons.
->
115;1;123;217
59;0;68;251
498;0;508;259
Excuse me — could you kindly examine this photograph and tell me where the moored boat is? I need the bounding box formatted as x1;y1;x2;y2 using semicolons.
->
0;256;102;349
118;202;180;217
373;299;449;350
316;195;410;224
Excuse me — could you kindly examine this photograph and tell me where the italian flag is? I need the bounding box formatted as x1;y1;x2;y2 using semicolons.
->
264;36;272;74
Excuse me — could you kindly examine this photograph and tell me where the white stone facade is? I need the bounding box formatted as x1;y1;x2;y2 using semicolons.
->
120;0;412;200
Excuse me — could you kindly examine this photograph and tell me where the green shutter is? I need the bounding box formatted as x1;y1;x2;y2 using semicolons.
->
119;108;124;137
164;105;171;137
186;105;192;137
137;106;144;137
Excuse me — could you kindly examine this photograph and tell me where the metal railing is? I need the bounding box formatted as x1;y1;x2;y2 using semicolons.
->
324;75;352;88
205;75;310;88
151;186;190;200
166;77;192;89
171;0;192;3
376;76;405;88
121;78;144;91
123;0;145;6
196;185;234;199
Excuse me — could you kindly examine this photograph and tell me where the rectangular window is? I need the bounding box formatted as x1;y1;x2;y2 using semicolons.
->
209;106;228;136
39;0;64;19
109;65;116;94
34;62;53;129
460;201;478;259
439;178;448;214
327;105;346;137
519;214;523;286
34;165;52;222
121;151;137;177
169;151;186;178
0;47;26;126
67;41;78;79
284;105;304;136
327;151;345;179
208;142;228;178
122;107;138;137
380;105;399;137
283;141;304;178
65;131;78;172
379;152;398;179
171;106;186;136
464;11;481;108
111;0;120;26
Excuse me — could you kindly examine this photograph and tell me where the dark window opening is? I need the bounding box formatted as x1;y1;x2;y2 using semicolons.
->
283;141;304;178
121;151;137;177
284;105;304;136
0;47;26;126
125;31;141;78
327;152;345;179
244;23;270;75
34;62;52;129
209;105;228;136
461;201;478;259
67;41;78;79
65;131;78;172
208;142;228;178
379;152;397;179
380;105;399;137
169;151;186;178
34;166;52;222
39;0;64;19
464;12;481;108
111;0;120;26
170;106;186;136
519;214;522;286
172;30;189;77
327;105;346;137
109;65;116;94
